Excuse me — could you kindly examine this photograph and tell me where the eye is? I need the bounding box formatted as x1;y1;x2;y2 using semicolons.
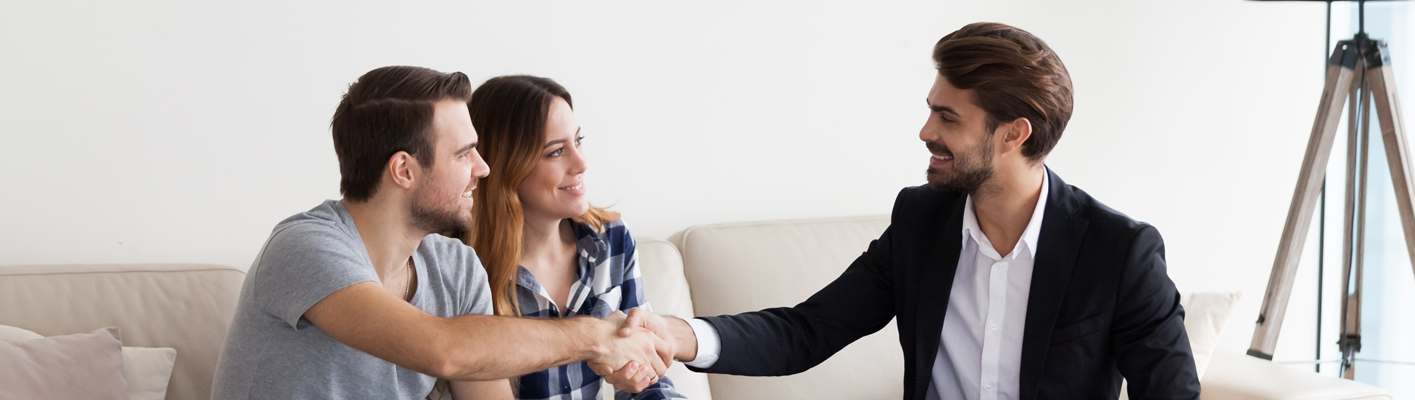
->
548;147;563;157
574;135;584;147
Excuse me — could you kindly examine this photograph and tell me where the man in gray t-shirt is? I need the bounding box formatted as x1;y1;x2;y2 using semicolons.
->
211;200;491;399
211;66;677;400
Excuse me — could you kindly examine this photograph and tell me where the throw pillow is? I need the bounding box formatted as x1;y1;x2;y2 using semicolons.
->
0;326;128;400
0;324;177;400
1180;291;1242;378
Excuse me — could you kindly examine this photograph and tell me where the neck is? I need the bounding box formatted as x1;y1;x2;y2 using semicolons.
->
342;197;426;280
520;211;575;268
971;162;1046;255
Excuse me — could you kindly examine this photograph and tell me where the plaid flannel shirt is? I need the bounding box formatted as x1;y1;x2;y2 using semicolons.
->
514;219;686;400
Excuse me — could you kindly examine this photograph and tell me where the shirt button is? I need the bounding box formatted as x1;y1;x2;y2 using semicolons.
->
984;383;994;390
990;324;999;331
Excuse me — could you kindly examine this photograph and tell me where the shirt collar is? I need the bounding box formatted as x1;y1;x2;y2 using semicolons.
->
961;170;1050;261
515;219;607;292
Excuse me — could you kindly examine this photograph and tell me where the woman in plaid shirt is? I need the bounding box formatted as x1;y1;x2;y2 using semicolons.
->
446;75;686;400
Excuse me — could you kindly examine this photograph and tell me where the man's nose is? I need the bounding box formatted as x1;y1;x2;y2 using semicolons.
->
471;153;490;178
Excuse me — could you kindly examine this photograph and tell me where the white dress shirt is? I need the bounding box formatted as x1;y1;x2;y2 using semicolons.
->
685;174;1050;400
926;174;1048;400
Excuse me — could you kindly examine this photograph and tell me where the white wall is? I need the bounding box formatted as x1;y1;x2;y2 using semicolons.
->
1;1;1337;356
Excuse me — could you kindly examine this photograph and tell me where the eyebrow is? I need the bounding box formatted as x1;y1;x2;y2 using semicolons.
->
927;99;960;117
541;127;582;149
456;142;477;154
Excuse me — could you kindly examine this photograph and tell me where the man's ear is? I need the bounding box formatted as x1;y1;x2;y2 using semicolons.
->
387;151;419;190
999;117;1033;155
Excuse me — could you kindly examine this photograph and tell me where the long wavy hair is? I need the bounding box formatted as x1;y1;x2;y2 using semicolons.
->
465;75;617;317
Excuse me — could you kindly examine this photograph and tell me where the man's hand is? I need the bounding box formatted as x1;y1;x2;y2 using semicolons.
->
590;308;698;393
587;311;672;384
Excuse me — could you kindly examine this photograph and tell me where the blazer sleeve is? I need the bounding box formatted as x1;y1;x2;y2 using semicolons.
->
689;224;898;376
1112;225;1201;399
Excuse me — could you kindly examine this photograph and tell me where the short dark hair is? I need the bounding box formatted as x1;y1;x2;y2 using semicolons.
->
934;22;1073;162
330;66;473;202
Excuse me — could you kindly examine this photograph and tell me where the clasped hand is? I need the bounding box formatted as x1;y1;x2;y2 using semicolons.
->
588;308;677;393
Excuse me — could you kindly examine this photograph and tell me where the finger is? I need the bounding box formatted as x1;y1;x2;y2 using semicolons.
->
647;349;669;377
604;361;636;386
636;361;658;392
621;310;642;338
652;333;674;365
631;361;651;386
610;360;643;392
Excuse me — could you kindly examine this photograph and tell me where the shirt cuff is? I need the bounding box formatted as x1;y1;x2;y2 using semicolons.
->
682;318;721;369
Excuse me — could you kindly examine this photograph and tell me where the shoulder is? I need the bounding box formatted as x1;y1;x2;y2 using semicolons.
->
268;218;349;245
1064;184;1162;252
598;219;635;250
258;217;362;270
892;185;964;212
263;201;362;252
419;234;483;272
888;185;965;231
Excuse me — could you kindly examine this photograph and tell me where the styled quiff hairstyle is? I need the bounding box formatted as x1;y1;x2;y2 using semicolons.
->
934;22;1073;162
331;66;473;201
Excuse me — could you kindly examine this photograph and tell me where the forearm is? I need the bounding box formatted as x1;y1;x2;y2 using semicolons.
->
449;379;513;400
437;315;607;380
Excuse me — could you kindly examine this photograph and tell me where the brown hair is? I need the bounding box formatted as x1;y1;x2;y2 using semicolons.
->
464;75;618;316
934;22;1073;162
331;66;473;202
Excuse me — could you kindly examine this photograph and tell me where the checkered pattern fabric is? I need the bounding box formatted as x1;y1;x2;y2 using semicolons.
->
513;219;685;400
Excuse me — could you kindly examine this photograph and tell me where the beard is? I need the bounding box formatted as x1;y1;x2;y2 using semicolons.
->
409;181;473;234
926;138;995;194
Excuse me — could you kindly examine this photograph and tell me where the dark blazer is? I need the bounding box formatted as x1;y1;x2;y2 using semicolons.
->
691;169;1200;400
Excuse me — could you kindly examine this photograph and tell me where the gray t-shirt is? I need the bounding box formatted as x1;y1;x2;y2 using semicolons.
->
212;200;492;400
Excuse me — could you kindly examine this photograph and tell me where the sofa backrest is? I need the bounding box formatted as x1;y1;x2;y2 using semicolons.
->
0;263;245;400
670;215;900;400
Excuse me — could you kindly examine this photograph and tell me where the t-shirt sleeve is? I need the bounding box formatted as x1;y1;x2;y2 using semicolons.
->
252;222;379;329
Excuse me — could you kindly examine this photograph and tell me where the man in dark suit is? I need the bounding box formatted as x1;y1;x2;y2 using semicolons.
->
596;22;1200;399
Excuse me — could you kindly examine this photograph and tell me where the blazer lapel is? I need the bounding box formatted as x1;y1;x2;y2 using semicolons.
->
912;192;966;399
1018;169;1088;400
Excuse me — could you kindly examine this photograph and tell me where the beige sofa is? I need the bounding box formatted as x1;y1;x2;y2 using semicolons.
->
0;215;1392;400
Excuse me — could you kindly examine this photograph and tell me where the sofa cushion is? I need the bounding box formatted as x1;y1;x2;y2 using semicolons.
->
0;326;129;400
671;215;898;400
632;238;713;400
1202;350;1391;400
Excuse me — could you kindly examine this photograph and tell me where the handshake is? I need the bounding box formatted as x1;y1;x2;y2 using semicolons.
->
586;308;694;393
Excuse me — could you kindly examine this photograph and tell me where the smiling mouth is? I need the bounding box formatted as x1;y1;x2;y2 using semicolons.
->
931;153;954;161
559;183;583;191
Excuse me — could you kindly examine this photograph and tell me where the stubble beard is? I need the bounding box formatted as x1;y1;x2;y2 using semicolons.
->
926;138;995;194
409;183;473;234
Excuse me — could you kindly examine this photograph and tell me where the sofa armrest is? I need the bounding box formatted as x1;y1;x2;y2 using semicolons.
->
1200;350;1391;400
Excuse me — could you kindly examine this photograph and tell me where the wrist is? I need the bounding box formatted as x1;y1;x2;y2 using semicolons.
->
574;317;613;361
669;317;698;362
